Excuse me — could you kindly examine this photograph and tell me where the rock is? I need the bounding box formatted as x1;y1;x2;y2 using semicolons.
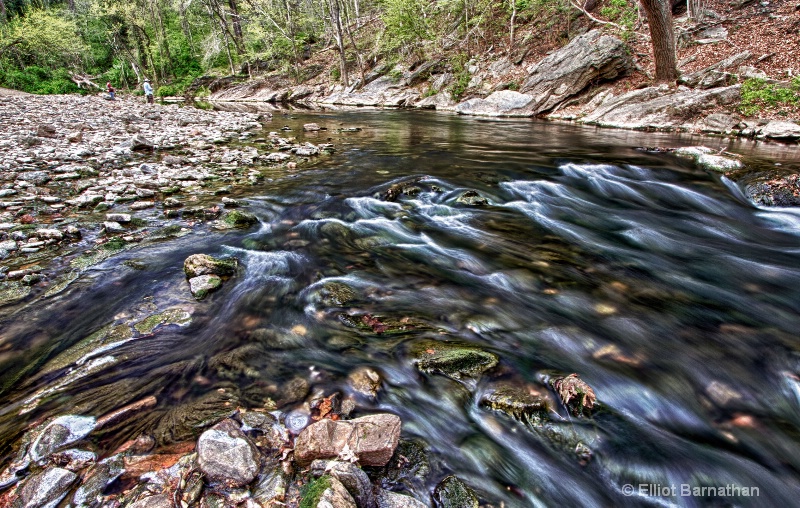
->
310;460;375;508
295;144;320;156
36;124;57;138
133;307;192;334
189;274;222;300
580;85;741;131
347;367;382;398
756;120;800;141
14;467;78;508
0;240;18;251
35;229;63;241
304;123;322;131
17;171;51;185
700;113;738;133
252;465;290;506
103;221;125;233
106;213;131;223
680;51;751;88
455;190;489;206
294;414;402;466
454;91;535;117
519;29;632;114
197;419;260;488
550;373;597;416
222;210;258;228
184;253;238;278
480;382;552;423
265;152;291;162
127;134;155;151
312;475;357;508
163;197;183;208
411;339;499;379
369;439;430;497
72;455;125;507
743;173;800;207
30;415;96;462
674;146;743;172
127;494;173;508
432;476;478;508
376;490;428;508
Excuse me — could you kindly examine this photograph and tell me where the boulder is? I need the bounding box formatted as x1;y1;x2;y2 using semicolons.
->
743;173;800;207
221;210;258;228
183;253;238;278
197;419;260;488
189;274;222;300
454;91;535;117
304;475;357;508
680;51;751;89
674;146;743;172
14;467;77;508
294;414;401;466
455;190;489;206
519;29;633;114
756;120;800;141
580;85;741;131
35;229;63;241
480;382;552;423
72;455;125;507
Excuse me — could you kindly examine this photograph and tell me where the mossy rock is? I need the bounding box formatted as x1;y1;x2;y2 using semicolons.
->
455;190;489;206
0;281;32;306
222;210;258;228
38;323;133;377
318;281;357;306
134;307;192;334
188;274;222;300
432;476;479;508
411;339;498;379
479;383;552;424
153;389;239;444
299;475;332;508
183;253;238;278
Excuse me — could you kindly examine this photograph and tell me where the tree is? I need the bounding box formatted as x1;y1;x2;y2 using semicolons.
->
640;0;678;83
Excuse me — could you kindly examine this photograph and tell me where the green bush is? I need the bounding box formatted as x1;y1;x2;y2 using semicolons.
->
739;77;800;116
449;54;471;101
0;66;82;95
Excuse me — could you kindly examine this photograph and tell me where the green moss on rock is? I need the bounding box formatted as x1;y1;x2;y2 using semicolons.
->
299;475;331;508
411;339;499;379
134;307;192;334
222;210;258;228
433;476;479;508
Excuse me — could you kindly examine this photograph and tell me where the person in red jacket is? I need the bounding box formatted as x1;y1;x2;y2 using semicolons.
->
106;82;115;100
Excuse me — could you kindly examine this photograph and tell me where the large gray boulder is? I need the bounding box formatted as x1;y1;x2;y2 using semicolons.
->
294;414;401;466
679;51;751;89
454;91;535;117
519;29;633;114
197;419;260;488
756;120;800;141
580;84;741;131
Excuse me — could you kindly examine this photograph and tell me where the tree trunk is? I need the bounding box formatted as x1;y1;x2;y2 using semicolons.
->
327;0;348;87
228;0;244;50
0;0;6;20
640;0;679;83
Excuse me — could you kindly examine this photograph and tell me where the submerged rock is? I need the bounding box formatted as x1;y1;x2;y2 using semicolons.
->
480;382;552;423
14;467;78;508
222;210;258;228
197;419;260;488
550;373;597;417
744;173;800;207
347;367;382;398
30;415;96;463
133;307;192;334
189;274;222;300
455;190;489;206
183;253;238;278
432;475;479;508
294;414;402;466
411;339;498;379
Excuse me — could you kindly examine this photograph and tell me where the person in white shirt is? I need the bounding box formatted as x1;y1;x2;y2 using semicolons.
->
143;79;154;104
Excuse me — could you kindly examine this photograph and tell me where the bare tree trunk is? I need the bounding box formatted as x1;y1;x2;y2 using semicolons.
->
228;0;244;50
0;0;6;20
326;0;348;87
509;0;516;49
341;0;365;87
640;0;679;83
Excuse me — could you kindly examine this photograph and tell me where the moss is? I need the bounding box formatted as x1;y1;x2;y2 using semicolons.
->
412;339;498;379
480;384;551;424
222;210;258;228
160;186;181;195
0;281;32;306
44;270;80;297
433;476;479;508
134;307;192;334
101;237;127;251
299;476;331;508
129;218;147;227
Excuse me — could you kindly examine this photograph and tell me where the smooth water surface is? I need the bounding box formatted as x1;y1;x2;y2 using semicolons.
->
2;110;800;507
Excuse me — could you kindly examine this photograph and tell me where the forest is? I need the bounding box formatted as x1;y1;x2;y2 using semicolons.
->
0;0;688;97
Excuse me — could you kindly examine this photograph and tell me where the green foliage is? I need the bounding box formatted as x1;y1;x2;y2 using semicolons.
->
506;81;519;91
0;9;89;69
600;0;637;32
449;54;471;101
0;66;82;94
739;77;800;116
299;476;331;508
380;0;432;53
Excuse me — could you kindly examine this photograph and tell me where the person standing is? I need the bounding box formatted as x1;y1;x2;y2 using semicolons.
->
143;78;154;104
106;82;115;100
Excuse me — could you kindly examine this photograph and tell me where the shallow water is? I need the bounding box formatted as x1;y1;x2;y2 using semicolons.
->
2;110;800;506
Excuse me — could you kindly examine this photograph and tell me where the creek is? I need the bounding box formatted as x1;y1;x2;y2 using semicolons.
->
2;109;800;507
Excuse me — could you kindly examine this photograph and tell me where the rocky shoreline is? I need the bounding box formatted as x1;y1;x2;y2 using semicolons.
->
207;29;800;144
0;95;339;308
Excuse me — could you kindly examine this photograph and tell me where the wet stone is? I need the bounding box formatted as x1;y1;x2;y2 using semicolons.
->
376;490;428;508
455;190;489;206
347;367;382;398
14;467;77;508
184;253;238;278
189;274;222;300
480;383;552;423
294;414;401;466
432;475;479;508
197;419;260;488
72;454;124;507
30;415;96;463
127;494;173;508
411;339;499;380
310;460;375;508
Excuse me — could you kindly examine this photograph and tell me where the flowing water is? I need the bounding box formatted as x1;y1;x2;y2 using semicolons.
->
2;110;800;507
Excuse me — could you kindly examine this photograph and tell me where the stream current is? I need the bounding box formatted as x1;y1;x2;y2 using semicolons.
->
2;110;800;507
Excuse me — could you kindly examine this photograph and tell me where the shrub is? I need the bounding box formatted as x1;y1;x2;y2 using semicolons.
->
739;77;800;116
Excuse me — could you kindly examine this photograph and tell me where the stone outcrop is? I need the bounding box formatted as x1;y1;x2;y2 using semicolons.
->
197;419;261;488
519;29;633;114
579;84;741;131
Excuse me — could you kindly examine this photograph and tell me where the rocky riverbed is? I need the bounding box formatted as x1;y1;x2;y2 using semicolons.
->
0;95;336;307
